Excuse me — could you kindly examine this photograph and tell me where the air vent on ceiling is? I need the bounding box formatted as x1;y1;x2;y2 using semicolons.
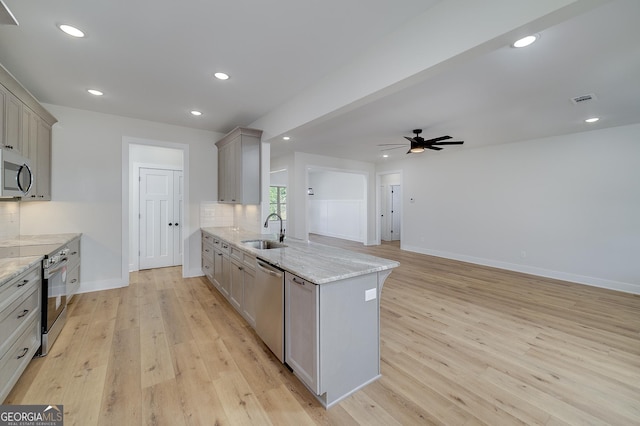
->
570;93;597;105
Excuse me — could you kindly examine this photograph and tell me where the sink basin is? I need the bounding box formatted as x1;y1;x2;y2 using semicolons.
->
241;239;287;250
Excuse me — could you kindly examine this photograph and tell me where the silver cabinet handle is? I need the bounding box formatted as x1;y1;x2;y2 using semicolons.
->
17;348;29;359
256;261;283;278
70;279;78;284
17;309;29;318
292;277;306;286
17;279;29;288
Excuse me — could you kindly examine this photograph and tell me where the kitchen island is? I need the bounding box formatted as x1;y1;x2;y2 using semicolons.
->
201;227;399;408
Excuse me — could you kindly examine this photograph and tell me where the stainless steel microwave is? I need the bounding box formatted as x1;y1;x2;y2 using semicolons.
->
0;148;34;197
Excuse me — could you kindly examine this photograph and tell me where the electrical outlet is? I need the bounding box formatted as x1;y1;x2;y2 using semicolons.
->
365;288;376;301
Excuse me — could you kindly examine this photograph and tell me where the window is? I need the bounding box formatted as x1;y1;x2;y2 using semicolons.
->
269;186;287;220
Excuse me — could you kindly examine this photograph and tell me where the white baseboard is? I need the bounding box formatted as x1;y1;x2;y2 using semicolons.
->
401;244;640;295
311;230;363;243
76;278;128;294
185;267;205;278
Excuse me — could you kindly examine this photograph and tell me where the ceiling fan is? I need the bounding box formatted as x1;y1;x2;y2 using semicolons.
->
379;129;464;154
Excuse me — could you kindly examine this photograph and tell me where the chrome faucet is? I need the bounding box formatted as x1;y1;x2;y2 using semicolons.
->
264;213;285;242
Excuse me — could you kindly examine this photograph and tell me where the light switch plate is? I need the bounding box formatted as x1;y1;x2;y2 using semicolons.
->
365;288;377;301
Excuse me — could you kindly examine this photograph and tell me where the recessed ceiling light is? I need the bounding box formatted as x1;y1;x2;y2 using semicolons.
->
58;24;85;38
87;89;103;96
512;34;538;48
282;136;290;141
214;72;230;80
382;154;389;158
585;117;599;123
190;110;202;116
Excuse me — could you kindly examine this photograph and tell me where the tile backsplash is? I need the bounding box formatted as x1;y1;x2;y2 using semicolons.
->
200;201;234;227
200;201;262;232
0;201;20;238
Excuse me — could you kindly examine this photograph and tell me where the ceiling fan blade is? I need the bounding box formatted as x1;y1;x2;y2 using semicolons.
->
404;136;417;143
431;141;464;145
425;146;443;151
423;135;452;143
377;143;407;146
380;146;407;151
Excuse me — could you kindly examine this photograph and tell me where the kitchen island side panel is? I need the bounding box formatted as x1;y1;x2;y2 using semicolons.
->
319;272;380;407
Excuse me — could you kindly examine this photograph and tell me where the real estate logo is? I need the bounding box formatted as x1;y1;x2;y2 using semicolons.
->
0;405;63;426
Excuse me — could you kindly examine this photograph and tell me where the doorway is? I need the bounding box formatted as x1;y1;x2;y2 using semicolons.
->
127;141;185;273
377;171;402;243
139;168;183;269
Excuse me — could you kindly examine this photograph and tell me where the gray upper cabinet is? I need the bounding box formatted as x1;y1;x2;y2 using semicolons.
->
1;64;57;201
0;85;22;153
215;127;262;204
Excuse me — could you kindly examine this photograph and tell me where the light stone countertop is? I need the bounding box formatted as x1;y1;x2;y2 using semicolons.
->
0;233;82;286
0;255;43;285
201;227;399;284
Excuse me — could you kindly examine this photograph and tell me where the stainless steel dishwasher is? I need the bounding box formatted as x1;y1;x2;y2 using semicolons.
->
255;259;285;362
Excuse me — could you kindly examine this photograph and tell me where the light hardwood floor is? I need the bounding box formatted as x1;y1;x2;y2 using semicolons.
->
5;235;640;425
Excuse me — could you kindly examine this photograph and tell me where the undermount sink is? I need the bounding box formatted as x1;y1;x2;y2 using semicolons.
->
241;239;287;250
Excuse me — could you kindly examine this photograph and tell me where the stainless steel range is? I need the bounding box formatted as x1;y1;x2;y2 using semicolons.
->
37;244;69;356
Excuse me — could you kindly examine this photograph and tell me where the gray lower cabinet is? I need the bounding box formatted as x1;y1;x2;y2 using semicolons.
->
285;273;319;393
201;231;257;329
285;271;382;408
201;234;214;284
66;236;81;303
229;258;243;311
241;256;256;328
0;263;42;402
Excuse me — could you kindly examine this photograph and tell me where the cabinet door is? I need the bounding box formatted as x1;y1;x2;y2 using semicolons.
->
213;249;223;291
285;273;319;394
242;266;256;328
220;249;230;299
217;144;227;202
4;89;21;152
229;259;243;311
36;119;51;200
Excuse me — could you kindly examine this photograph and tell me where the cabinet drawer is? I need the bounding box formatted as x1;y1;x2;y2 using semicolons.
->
0;282;40;358
0;264;41;314
230;246;244;262
202;232;214;245
243;253;256;270
67;265;80;304
202;241;214;262
219;240;231;255
202;258;214;282
67;237;81;268
0;316;40;402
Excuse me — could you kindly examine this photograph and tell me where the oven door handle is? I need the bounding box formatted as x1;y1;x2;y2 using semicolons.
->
44;258;69;278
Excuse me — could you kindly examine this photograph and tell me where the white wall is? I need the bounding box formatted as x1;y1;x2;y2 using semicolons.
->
308;170;365;242
20;104;220;293
286;152;376;244
377;123;640;294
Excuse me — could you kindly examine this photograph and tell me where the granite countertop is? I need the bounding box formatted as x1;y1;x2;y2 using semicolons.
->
201;227;399;284
0;233;82;286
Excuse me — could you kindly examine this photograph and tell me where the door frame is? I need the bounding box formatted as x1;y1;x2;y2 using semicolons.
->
122;137;190;283
134;164;183;271
375;170;403;245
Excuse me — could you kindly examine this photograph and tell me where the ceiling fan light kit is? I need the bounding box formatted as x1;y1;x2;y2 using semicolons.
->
379;128;464;155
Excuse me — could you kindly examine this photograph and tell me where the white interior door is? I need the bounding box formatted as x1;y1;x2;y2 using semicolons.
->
173;171;184;265
390;185;401;241
139;168;182;269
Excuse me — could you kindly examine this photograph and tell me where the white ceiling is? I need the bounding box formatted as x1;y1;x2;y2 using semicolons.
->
1;0;639;164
